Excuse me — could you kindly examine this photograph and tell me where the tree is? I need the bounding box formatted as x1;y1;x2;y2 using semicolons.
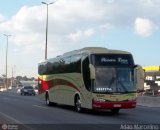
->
16;76;23;81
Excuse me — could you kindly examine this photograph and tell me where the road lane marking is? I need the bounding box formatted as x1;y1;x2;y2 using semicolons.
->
0;112;22;124
1;97;11;100
0;112;34;130
33;105;49;109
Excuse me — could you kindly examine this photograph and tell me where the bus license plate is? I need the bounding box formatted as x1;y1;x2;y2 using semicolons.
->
113;104;121;107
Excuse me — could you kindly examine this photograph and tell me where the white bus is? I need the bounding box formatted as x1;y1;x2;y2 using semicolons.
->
38;47;142;113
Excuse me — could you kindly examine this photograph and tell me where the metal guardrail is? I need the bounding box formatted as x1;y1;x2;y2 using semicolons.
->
137;96;160;107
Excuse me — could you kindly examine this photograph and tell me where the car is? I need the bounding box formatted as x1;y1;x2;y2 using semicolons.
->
34;86;39;95
17;87;21;93
20;86;36;96
0;87;7;92
0;87;4;92
8;86;12;90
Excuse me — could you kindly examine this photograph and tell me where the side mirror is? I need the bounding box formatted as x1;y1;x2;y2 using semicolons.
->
134;64;145;92
89;64;95;80
134;65;138;69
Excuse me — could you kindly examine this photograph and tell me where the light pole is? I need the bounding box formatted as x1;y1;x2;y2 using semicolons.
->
42;1;55;60
4;34;11;89
11;65;16;87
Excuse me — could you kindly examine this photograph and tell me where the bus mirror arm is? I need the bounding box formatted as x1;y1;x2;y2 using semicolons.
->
134;65;138;69
89;64;96;80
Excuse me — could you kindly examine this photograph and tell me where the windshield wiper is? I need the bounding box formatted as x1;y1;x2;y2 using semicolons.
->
117;80;128;93
108;77;115;88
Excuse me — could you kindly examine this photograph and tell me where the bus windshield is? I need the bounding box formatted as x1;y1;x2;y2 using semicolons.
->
93;67;135;93
91;54;135;93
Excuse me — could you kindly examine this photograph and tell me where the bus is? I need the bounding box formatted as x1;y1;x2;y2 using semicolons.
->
38;47;141;113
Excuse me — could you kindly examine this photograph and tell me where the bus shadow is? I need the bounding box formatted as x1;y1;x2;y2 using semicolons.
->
48;103;126;116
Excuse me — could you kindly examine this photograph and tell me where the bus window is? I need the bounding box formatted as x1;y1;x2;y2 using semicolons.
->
38;62;47;75
82;57;91;91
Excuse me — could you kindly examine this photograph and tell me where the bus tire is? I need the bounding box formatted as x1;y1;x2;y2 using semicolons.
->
45;93;51;106
74;95;82;112
111;108;120;114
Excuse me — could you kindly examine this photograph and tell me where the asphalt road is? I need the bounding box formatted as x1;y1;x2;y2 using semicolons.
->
0;89;160;130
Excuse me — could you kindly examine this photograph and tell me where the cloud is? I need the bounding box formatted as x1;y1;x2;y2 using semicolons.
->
0;6;44;33
134;17;156;37
0;14;5;23
1;0;160;46
0;0;160;76
68;28;94;42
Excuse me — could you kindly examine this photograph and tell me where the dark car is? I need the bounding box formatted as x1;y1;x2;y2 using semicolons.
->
20;86;36;96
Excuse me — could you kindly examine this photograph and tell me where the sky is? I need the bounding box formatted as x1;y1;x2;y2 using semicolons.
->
0;0;160;78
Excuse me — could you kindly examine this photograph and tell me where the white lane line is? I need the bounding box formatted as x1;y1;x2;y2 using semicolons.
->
33;105;49;109
0;111;22;124
0;112;34;130
1;97;11;100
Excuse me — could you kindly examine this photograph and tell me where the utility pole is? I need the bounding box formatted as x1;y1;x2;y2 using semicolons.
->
42;1;55;60
4;34;11;89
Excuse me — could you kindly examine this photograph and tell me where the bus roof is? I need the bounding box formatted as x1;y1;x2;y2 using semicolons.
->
39;47;132;64
82;47;130;54
63;47;131;56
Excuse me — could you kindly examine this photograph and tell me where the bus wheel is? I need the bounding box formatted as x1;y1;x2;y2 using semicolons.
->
75;95;82;112
45;93;51;106
111;108;120;114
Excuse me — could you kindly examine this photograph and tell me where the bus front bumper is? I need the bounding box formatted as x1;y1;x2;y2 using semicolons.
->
92;99;136;109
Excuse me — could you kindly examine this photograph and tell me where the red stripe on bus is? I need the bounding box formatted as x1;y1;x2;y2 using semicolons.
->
38;78;80;94
92;99;136;109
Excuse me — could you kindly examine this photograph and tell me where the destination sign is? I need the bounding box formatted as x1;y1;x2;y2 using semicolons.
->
92;54;134;66
101;57;129;64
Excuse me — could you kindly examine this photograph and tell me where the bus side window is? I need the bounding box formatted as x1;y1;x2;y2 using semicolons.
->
82;57;91;91
38;63;47;75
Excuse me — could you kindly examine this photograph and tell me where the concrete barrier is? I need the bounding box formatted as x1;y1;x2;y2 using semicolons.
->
137;96;160;107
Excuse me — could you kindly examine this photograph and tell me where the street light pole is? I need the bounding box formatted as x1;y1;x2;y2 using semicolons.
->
4;34;11;89
42;1;55;60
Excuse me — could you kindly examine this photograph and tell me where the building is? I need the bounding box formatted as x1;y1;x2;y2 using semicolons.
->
18;81;38;88
143;66;160;96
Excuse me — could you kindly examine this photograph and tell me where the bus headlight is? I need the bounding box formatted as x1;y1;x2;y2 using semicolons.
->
94;98;106;102
128;97;136;101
